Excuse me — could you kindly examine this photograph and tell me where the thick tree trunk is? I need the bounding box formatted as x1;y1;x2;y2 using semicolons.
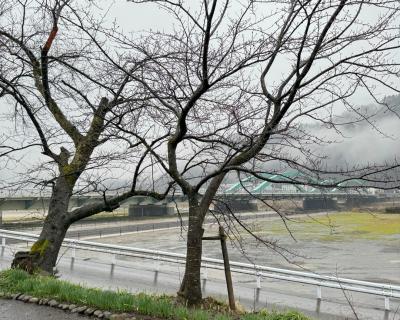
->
12;176;72;274
178;203;205;306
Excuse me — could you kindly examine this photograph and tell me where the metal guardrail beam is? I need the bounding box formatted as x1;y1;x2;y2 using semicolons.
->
0;190;386;200
0;229;399;311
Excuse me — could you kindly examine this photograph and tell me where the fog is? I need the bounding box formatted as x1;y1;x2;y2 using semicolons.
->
313;95;400;167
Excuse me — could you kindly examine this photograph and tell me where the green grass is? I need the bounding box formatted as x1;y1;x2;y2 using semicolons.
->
0;269;310;320
255;211;400;241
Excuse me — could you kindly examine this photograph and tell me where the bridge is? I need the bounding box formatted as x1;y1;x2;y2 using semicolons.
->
224;169;375;194
0;170;388;219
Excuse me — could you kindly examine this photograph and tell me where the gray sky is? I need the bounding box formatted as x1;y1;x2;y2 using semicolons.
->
105;0;398;106
1;0;399;186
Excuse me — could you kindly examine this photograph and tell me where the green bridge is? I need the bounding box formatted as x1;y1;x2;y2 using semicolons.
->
223;169;369;194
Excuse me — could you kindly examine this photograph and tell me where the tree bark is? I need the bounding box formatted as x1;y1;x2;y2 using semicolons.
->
11;175;72;274
178;200;205;306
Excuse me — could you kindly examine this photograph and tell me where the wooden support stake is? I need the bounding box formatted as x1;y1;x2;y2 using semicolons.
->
202;227;236;311
219;226;236;311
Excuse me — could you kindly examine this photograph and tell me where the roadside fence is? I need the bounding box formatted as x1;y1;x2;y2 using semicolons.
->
0;228;399;311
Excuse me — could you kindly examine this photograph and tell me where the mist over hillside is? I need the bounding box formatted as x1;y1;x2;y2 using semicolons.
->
340;94;400;126
316;94;400;167
217;95;400;186
152;95;400;188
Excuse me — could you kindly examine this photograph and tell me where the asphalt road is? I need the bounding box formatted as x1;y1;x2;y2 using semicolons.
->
18;211;276;240
0;299;89;320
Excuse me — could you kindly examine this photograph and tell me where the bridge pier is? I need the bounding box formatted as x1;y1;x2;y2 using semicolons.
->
345;196;377;208
75;197;87;207
128;204;175;218
303;198;337;211
214;199;258;212
23;199;33;209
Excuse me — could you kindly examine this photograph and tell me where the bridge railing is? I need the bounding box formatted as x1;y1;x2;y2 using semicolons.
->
0;228;399;311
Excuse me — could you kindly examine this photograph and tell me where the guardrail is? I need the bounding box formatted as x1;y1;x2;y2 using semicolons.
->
1;190;393;199
0;228;399;311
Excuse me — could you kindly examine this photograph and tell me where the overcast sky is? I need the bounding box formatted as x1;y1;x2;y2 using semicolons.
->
1;0;399;187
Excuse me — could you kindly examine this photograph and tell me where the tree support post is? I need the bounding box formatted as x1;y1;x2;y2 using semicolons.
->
203;226;236;311
219;226;236;311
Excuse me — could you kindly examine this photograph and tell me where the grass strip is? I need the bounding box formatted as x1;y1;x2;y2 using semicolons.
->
0;269;310;320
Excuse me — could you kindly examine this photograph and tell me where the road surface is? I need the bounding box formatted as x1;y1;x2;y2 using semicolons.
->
0;299;89;320
17;211;276;240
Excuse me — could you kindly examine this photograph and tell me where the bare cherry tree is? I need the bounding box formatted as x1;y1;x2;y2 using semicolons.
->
0;0;169;273
118;0;400;305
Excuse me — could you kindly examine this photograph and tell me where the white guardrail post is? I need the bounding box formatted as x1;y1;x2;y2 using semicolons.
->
256;272;262;289
1;237;5;257
110;254;116;277
0;228;399;312
202;264;208;293
70;240;76;270
317;286;322;300
385;296;390;311
154;255;160;284
256;272;262;302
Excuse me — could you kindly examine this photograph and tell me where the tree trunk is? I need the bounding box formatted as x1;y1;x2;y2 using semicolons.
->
178;202;205;306
12;176;72;274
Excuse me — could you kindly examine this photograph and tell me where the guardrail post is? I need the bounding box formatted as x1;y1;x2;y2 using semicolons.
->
317;286;322;300
70;242;76;270
1;237;5;256
202;265;208;293
256;273;261;302
153;255;159;284
384;296;390;311
110;254;116;277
